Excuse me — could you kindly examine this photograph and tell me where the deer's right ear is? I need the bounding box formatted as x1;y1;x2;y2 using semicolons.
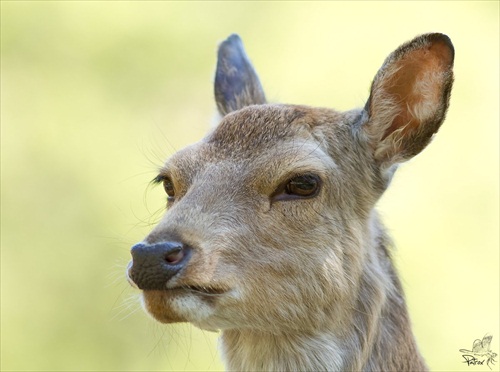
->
214;34;267;116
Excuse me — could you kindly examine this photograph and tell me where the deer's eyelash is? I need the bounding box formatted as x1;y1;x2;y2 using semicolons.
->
151;174;165;185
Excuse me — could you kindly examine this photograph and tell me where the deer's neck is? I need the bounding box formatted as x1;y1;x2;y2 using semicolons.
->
220;223;427;371
220;329;345;371
220;282;425;371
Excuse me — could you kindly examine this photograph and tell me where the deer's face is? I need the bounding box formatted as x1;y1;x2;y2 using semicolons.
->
127;33;453;334
130;104;378;333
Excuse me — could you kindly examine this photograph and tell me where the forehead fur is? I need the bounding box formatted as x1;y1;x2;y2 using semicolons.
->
163;104;349;182
206;104;319;154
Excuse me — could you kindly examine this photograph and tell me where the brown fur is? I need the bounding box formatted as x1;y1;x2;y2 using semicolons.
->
128;33;454;371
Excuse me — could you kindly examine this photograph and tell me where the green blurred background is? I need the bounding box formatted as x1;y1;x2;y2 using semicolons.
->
1;2;498;371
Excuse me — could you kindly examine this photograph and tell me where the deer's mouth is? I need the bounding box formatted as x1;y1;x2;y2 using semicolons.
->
171;285;227;296
147;283;228;297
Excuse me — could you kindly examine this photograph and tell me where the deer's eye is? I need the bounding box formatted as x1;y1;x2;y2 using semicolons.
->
163;177;176;199
272;174;321;202
286;175;320;196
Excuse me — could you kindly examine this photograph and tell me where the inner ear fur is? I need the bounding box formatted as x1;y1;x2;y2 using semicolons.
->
364;33;454;165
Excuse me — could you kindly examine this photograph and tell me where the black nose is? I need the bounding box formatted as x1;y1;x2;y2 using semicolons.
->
128;241;191;290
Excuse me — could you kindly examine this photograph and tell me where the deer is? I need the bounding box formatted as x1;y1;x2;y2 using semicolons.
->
127;33;454;371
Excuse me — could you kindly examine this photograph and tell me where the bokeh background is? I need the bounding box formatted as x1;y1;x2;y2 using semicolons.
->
1;2;498;371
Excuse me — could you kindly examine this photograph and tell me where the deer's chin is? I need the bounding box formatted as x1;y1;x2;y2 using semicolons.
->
142;289;219;326
142;290;187;323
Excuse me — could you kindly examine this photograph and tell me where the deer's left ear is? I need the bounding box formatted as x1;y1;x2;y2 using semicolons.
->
362;33;454;166
214;34;267;117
